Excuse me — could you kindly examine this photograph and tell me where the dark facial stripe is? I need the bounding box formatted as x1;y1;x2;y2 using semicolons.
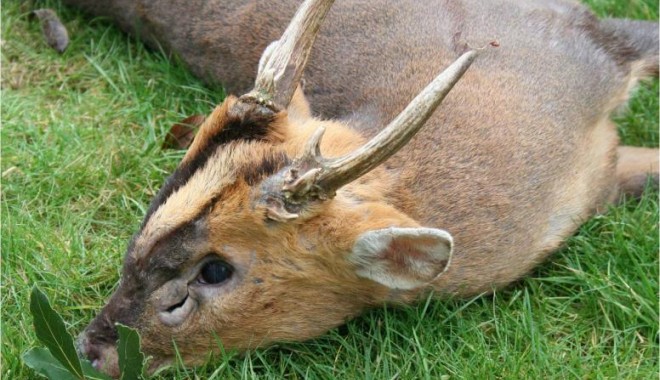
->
142;220;202;280
134;152;291;273
239;151;292;186
141;104;278;228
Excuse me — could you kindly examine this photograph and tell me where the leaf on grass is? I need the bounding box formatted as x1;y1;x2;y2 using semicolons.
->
117;323;147;380
24;348;112;380
23;348;79;380
30;286;84;379
161;114;204;150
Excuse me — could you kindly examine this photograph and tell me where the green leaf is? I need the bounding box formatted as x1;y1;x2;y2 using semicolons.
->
117;323;146;380
81;360;115;380
30;286;85;379
24;348;113;380
23;348;79;380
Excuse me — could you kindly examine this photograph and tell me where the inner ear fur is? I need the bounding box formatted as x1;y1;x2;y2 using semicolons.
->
336;202;453;291
349;226;454;290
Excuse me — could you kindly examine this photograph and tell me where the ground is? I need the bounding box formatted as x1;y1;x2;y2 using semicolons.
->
2;0;658;378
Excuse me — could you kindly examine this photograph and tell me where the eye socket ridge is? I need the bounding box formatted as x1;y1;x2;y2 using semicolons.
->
197;257;233;285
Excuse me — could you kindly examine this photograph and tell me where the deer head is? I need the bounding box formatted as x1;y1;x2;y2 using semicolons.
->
77;0;478;376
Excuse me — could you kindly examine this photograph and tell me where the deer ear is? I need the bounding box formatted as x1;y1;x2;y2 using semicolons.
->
349;227;453;290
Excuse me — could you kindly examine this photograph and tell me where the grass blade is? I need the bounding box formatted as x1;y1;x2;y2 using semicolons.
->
24;347;112;380
23;348;78;380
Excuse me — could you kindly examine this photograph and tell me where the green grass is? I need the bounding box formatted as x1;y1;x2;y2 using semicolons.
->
2;0;658;378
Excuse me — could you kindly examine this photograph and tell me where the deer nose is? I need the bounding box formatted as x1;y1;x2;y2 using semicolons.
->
75;332;99;368
76;330;121;378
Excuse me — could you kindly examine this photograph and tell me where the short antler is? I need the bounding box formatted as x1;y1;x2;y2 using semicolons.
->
283;49;479;202
243;0;335;110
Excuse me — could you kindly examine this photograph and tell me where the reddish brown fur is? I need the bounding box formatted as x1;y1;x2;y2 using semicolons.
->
68;0;659;376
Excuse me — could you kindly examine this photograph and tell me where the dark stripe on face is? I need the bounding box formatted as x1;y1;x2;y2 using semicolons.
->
134;151;290;276
142;220;204;282
141;105;278;229
239;151;292;186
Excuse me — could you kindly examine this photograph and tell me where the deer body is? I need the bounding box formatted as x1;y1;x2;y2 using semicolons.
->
66;0;659;376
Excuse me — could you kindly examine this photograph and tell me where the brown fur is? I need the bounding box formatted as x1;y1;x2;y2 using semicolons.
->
616;146;659;197
69;0;659;376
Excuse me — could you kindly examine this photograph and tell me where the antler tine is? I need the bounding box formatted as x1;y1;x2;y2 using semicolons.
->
301;125;326;162
282;126;325;198
285;49;479;201
246;0;335;110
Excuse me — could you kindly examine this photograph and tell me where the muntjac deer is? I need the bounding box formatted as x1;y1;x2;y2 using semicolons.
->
69;0;659;376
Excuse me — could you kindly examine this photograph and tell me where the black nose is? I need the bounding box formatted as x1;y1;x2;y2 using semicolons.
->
87;311;120;341
76;330;105;370
78;310;120;362
76;332;101;363
75;332;91;359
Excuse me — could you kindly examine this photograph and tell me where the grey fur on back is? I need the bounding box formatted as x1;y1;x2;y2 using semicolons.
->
63;0;656;121
63;0;658;294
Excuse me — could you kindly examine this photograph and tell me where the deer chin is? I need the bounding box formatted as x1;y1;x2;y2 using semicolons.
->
93;348;120;378
77;327;177;378
87;344;174;379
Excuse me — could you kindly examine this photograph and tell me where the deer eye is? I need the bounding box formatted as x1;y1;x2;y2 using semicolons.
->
198;260;233;285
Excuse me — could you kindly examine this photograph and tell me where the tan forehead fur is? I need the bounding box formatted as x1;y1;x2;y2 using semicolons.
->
133;147;237;260
133;97;293;261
